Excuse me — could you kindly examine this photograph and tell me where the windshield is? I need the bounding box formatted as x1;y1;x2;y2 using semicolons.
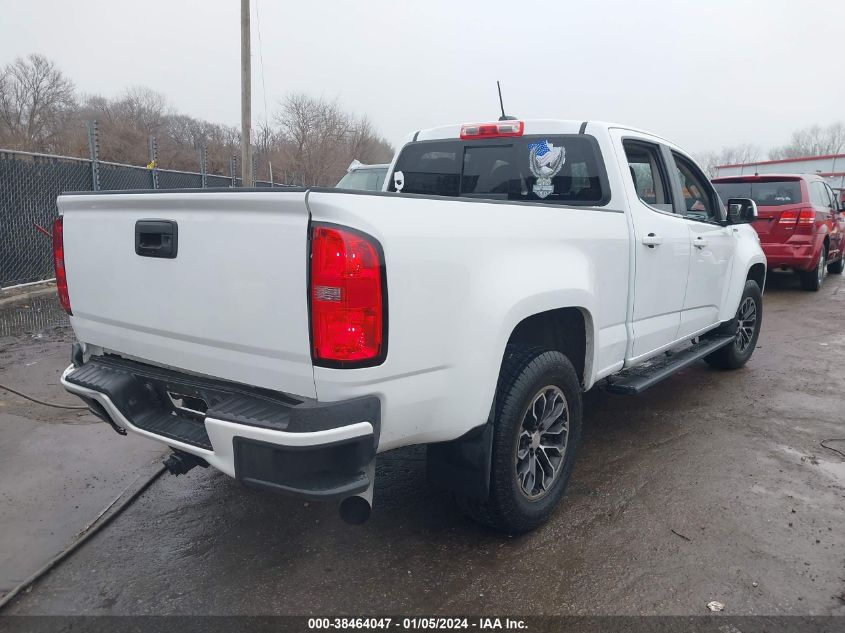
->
713;180;803;207
388;135;608;206
336;167;388;191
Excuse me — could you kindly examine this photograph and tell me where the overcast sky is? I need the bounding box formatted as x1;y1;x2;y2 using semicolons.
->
1;0;843;155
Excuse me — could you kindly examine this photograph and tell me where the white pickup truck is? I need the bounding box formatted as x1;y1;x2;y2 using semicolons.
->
54;119;766;533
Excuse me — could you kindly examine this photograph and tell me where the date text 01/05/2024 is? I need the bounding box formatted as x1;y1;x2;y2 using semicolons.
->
306;617;528;630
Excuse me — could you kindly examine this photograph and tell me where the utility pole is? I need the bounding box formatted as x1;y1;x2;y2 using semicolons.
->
240;0;252;187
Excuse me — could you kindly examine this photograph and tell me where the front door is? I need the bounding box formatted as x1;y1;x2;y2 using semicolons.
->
614;134;690;360
821;182;843;260
669;151;736;338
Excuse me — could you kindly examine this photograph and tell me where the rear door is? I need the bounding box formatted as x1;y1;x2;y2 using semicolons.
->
669;152;735;339
59;190;316;398
614;133;690;360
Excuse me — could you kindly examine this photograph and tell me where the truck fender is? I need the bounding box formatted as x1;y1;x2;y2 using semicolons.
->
718;227;768;323
427;296;597;500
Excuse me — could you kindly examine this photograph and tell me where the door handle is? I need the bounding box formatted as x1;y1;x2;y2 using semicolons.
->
642;233;663;248
693;236;708;249
135;219;178;259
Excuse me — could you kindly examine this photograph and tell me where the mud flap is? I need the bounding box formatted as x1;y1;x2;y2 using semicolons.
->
426;419;493;500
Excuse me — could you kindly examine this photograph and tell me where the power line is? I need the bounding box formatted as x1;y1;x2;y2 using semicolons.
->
254;0;269;129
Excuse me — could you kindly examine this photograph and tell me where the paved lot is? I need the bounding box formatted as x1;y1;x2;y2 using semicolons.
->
0;294;163;595
2;274;845;616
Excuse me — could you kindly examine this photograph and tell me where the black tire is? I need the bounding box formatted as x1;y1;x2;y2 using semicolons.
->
456;345;582;534
704;280;763;370
799;248;827;291
827;251;844;275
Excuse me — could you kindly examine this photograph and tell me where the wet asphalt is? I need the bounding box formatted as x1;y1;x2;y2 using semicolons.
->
1;273;845;616
0;293;163;594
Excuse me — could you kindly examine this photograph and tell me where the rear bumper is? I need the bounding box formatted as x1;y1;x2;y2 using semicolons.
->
60;355;380;501
760;240;820;271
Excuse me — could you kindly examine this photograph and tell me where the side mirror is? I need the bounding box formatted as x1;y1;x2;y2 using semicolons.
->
726;198;758;224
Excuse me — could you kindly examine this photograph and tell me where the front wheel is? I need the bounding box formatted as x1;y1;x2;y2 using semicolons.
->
455;346;582;534
704;280;763;370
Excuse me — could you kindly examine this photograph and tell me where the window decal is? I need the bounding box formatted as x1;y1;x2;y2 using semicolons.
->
528;140;566;199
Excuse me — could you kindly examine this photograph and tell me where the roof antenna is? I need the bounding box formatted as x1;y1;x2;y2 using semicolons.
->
497;81;516;121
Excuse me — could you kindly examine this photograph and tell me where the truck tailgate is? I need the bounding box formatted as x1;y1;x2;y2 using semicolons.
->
59;190;316;399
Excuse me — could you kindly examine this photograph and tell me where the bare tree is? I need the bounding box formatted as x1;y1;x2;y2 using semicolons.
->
0;53;76;152
697;144;761;178
346;116;394;166
769;122;845;159
0;54;394;183
274;93;393;186
695;151;720;179
118;86;171;136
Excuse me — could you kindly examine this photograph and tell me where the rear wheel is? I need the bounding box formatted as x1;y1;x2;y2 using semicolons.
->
704;280;762;370
799;248;827;291
455;345;582;534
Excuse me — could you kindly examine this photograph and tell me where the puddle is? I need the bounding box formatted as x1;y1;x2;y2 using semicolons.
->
778;444;845;483
816;459;845;481
0;294;68;338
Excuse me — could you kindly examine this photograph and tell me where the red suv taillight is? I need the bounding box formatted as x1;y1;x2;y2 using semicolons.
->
797;208;816;226
778;210;798;225
51;216;72;315
309;224;385;366
778;208;815;228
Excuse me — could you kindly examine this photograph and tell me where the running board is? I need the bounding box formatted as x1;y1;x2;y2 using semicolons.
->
606;334;736;395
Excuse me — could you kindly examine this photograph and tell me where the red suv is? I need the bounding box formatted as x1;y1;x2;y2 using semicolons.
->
713;174;845;291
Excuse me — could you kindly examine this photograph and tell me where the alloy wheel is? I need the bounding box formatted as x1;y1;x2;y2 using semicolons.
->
515;385;569;500
735;296;757;354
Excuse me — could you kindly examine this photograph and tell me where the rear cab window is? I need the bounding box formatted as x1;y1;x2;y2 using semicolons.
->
387;135;609;206
713;179;803;207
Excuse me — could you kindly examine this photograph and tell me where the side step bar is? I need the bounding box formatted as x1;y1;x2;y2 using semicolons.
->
606;334;735;395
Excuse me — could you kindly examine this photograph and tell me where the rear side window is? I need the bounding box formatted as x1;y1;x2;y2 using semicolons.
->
623;140;673;213
713;180;803;207
810;181;832;207
388;135;608;206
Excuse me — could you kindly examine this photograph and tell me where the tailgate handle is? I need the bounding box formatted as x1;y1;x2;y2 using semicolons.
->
135;220;178;259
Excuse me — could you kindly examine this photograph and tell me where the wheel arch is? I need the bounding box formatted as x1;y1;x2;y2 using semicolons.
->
505;307;592;387
747;262;766;289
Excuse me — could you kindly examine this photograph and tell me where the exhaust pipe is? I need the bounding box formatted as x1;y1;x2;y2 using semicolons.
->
163;450;208;476
339;460;375;525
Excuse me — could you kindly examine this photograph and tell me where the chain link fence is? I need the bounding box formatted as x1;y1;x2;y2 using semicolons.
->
0;149;284;289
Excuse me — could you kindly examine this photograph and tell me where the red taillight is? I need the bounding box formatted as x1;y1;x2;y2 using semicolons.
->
779;208;815;228
797;208;815;225
51;216;72;315
778;210;798;225
309;224;385;366
460;120;524;140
